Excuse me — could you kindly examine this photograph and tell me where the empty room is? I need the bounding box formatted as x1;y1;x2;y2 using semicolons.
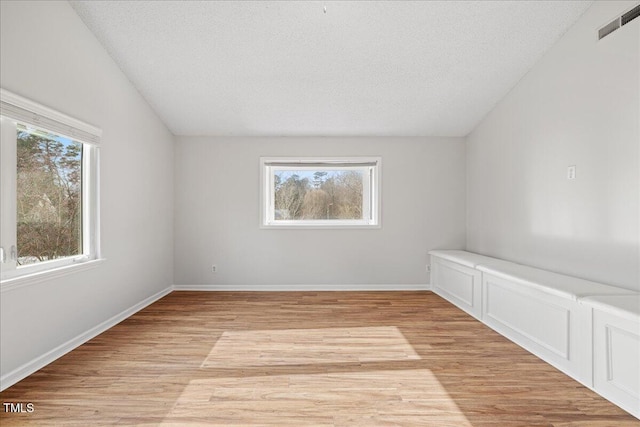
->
1;0;639;425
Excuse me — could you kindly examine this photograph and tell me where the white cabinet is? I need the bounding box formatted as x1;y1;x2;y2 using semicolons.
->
431;257;483;319
583;295;640;419
481;272;591;383
476;262;635;386
428;249;640;419
429;250;512;320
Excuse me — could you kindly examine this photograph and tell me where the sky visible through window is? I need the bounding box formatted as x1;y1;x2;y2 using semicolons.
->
16;125;82;265
275;170;348;182
273;169;364;220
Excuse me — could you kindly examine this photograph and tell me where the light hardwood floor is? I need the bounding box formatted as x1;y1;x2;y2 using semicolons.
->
1;291;638;426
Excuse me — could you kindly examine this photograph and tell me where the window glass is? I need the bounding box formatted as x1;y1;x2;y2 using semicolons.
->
274;169;363;220
261;158;380;228
16;125;83;266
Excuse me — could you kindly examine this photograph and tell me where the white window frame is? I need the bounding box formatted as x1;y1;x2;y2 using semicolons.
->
0;89;102;288
260;157;381;229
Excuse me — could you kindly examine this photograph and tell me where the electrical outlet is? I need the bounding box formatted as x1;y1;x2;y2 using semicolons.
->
567;165;576;180
426;265;431;273
212;265;217;273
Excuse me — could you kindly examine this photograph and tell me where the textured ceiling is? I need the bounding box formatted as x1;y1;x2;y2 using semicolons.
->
70;1;592;137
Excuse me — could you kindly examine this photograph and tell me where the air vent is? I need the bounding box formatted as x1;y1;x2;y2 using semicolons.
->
598;4;640;40
598;19;620;40
621;4;640;25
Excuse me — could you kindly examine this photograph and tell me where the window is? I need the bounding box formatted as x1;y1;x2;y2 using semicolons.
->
261;157;381;228
0;89;101;283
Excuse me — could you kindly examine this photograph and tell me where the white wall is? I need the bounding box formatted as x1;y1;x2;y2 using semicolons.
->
0;1;174;379
467;1;639;290
174;136;466;287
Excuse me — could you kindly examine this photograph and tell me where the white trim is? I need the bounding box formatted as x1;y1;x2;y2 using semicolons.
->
260;156;382;229
0;118;17;273
94;148;102;259
0;286;172;392
0;89;101;282
174;283;431;291
85;143;101;260
1;259;106;293
260;223;382;230
0;88;101;145
3;254;92;281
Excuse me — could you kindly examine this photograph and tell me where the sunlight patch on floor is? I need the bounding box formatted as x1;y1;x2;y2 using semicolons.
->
201;326;421;368
162;369;472;426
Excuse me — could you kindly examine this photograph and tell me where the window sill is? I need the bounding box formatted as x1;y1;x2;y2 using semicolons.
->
0;258;106;293
261;224;382;230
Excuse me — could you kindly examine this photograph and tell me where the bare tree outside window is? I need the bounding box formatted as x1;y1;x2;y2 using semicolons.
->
274;170;363;220
15;126;82;265
262;157;380;228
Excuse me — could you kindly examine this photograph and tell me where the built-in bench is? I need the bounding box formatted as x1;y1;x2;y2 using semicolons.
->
581;294;640;418
429;249;640;419
428;250;514;319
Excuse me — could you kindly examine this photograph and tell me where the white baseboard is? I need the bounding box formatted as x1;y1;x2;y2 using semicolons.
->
0;286;172;392
173;283;432;291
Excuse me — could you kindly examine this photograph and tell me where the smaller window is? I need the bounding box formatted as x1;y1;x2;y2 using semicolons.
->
261;157;381;228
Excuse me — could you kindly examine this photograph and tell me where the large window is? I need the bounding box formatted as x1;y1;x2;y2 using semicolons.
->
0;89;101;283
261;157;381;228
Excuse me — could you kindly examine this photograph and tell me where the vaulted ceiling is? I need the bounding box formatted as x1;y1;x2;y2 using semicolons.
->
70;1;593;137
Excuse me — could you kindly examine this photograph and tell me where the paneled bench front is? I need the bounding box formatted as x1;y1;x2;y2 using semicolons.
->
429;250;511;320
581;294;640;418
477;262;635;385
428;249;639;418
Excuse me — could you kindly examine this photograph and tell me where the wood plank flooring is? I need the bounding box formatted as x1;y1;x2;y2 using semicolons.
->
1;291;638;426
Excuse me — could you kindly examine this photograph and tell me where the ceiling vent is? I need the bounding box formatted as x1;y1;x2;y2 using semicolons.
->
598;4;640;40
